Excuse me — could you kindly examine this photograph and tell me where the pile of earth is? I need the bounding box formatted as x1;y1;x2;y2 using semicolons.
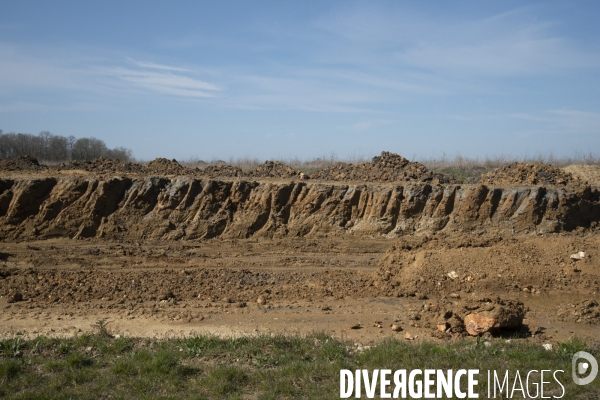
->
374;233;600;299
562;165;600;188
145;158;195;175
55;157;145;173
202;164;244;178
245;161;300;179
311;152;457;184
479;162;585;187
555;299;600;325
0;155;48;172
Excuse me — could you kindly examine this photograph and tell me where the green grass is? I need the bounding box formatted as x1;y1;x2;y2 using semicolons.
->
0;333;598;399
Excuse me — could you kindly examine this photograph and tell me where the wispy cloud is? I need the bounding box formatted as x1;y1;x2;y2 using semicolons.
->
126;58;190;72
101;65;221;98
1;4;600;115
0;43;222;101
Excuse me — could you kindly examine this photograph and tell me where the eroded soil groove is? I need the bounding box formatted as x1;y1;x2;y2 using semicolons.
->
1;177;598;241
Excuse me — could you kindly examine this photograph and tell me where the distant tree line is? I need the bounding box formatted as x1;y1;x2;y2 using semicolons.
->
0;130;133;162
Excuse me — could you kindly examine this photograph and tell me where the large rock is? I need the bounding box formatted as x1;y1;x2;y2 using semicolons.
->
464;300;525;336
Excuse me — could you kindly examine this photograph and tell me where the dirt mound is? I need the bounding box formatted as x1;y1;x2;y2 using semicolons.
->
563;165;600;188
145;158;193;175
56;157;144;174
311;152;457;183
375;234;600;299
479;162;584;187
555;299;600;324
0;155;47;172
246;161;300;179
202;164;244;178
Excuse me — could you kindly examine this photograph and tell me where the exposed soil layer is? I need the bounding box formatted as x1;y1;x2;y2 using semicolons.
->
480;162;584;187
0;175;598;242
0;156;47;172
311;152;458;184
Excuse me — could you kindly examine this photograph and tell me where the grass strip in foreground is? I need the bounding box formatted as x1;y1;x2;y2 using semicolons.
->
0;333;599;399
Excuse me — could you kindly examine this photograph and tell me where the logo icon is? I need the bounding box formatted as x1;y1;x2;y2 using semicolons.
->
572;351;598;385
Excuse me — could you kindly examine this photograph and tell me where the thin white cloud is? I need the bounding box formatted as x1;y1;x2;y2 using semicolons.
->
0;43;222;100
126;58;191;72
103;67;221;98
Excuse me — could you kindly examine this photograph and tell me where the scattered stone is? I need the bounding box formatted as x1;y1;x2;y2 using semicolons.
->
349;324;362;330
570;251;585;260
391;324;402;332
373;321;383;328
256;296;266;305
437;322;449;332
524;324;540;335
159;291;175;301
542;343;553;351
321;305;332;311
447;271;459;280
404;332;414;340
8;292;23;303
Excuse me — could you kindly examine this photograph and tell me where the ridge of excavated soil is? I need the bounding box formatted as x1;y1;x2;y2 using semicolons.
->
311;151;457;184
480;162;584;187
0;176;598;242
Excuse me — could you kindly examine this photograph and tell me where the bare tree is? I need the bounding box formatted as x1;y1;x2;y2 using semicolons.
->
0;130;132;162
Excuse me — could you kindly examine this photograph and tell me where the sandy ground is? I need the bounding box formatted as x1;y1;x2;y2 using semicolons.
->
2;236;599;345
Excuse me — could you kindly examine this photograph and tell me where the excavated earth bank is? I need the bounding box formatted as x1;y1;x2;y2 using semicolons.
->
0;176;598;241
0;167;599;344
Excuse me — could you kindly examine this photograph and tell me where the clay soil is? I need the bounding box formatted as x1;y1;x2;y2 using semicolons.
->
1;162;599;346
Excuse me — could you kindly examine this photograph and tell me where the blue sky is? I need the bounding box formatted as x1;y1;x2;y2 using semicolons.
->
1;1;600;161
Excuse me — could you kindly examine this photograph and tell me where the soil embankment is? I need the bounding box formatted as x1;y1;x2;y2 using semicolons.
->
0;177;598;242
